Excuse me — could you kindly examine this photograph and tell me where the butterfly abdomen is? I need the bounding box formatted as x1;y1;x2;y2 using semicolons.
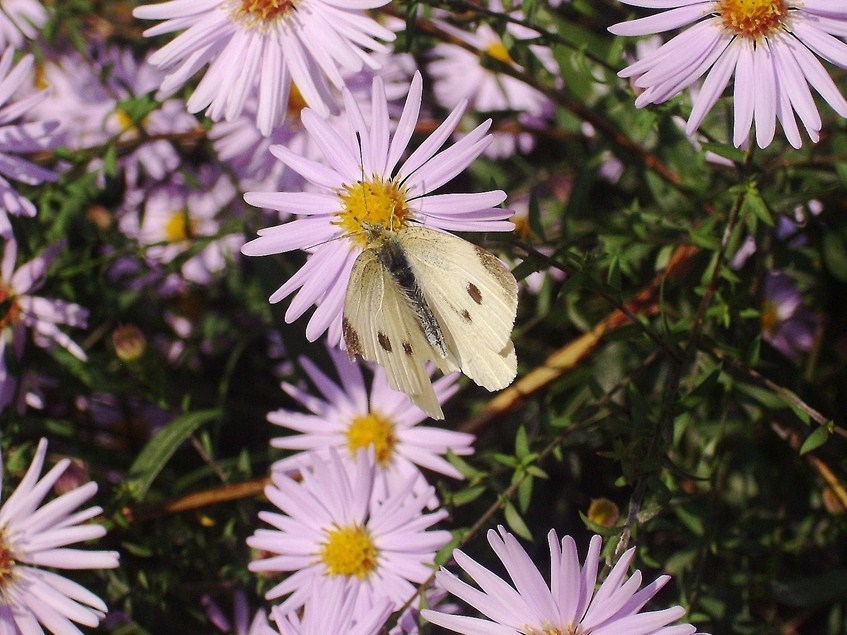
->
376;234;449;359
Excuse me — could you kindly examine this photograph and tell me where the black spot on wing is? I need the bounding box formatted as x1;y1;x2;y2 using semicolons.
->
403;341;414;356
461;309;472;322
378;332;392;352
343;318;363;357
467;282;483;305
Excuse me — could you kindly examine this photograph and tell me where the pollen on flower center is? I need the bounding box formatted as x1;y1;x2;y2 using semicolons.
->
334;178;411;248
718;0;788;39
287;82;308;117
525;625;578;635
0;284;21;330
0;531;16;590
760;299;779;334
228;0;297;29
485;41;515;65
346;413;397;466
113;108;140;139
164;210;196;242
319;524;378;579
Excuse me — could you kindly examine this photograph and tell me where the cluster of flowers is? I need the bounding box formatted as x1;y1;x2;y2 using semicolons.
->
2;0;845;631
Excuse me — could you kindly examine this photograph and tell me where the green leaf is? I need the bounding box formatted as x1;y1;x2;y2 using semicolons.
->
515;425;530;459
528;191;545;239
822;232;847;282
781;389;811;425
518;474;533;512
607;253;622;290
745;334;761;367
799;425;830;455
674;505;705;537
126;409;221;501
435;532;463;567
740;184;773;227
450;485;487;506
682;367;722;406
103;143;118;178
503;500;533;540
699;142;744;163
577;510;619;537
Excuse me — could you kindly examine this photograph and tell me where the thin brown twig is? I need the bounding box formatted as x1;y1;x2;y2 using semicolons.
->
125;477;271;523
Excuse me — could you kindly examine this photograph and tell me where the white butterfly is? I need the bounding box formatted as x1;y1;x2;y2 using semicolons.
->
343;222;518;420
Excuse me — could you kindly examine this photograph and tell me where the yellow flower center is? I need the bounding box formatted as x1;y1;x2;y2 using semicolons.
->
525;626;580;635
0;530;16;591
288;82;308;117
113;107;140;140
0;284;21;330
164;210;196;243
512;214;531;240
334;178;411;249
346;412;397;466
229;0;297;29
718;0;788;39
319;524;378;579
485;41;515;65
33;64;49;91
587;497;621;528
760;299;779;334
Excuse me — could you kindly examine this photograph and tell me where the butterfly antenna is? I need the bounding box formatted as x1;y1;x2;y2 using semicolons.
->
355;131;372;225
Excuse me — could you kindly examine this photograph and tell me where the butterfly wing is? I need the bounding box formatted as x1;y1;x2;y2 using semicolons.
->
400;226;518;391
343;246;447;419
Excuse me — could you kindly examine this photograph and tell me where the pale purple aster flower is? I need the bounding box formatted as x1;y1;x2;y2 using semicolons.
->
32;46;199;187
210;91;311;195
247;447;452;619
202;590;271;635
118;167;242;287
0;369;57;416
29;48;113;149
0;48;59;237
0;239;89;378
213;46;418;196
269;588;392;635
0;438;120;633
610;0;847;148
76;393;171;451
133;0;396;135
241;71;513;343
427;19;556;158
423;526;700;635
269;345;472;496
0;0;47;51
761;270;816;360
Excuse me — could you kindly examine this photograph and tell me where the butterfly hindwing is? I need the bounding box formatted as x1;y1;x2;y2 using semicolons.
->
343;245;446;419
400;226;518;390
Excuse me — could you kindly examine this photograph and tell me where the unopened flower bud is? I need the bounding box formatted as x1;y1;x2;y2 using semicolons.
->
112;324;146;362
